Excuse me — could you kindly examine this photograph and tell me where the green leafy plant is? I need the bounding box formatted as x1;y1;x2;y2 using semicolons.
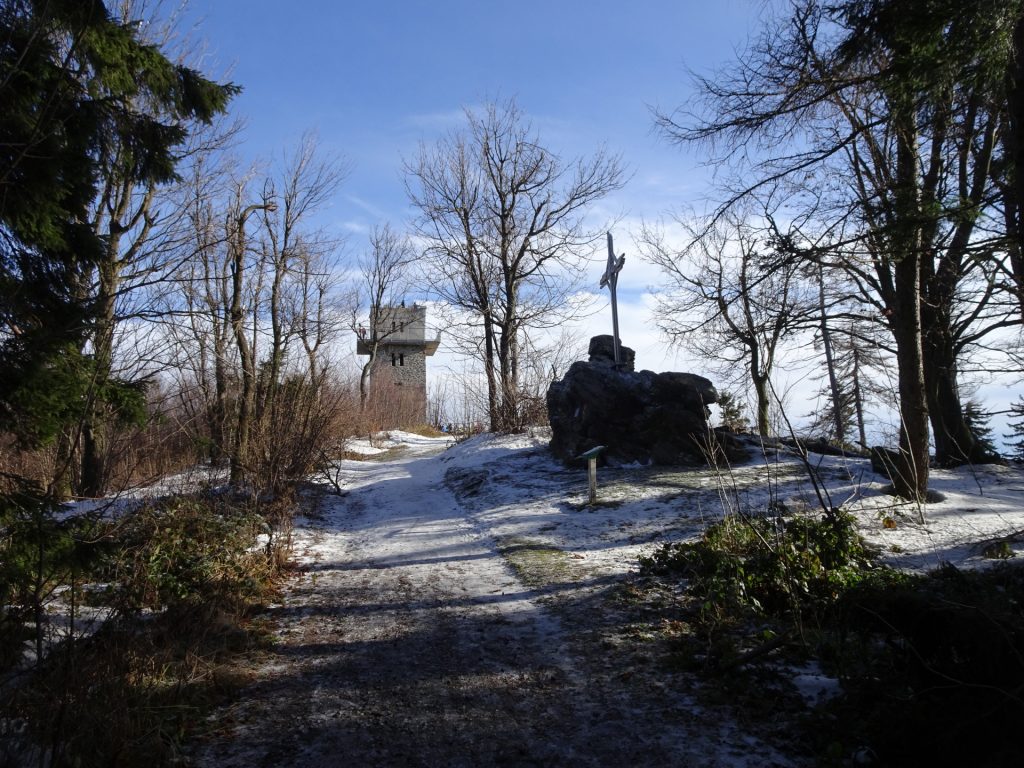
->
640;510;876;623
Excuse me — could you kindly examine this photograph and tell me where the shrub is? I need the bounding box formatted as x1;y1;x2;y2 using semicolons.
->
0;487;101;669
639;510;876;621
103;494;277;619
2;492;281;766
638;504;1024;766
824;563;1024;767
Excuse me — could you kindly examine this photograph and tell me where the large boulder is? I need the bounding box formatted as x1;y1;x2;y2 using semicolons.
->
547;337;743;466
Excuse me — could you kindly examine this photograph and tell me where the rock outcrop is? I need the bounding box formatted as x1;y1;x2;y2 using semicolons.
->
547;335;743;466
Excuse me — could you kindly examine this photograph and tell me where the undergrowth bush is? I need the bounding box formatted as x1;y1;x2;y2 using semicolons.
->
638;507;1024;766
1;492;282;767
821;563;1024;767
639;510;875;621
0;488;102;669
105;494;276;619
9;611;260;767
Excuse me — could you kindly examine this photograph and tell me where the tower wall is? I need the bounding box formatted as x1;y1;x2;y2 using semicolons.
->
357;304;438;426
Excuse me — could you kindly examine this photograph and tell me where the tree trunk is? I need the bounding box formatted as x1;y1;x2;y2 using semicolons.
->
922;328;986;465
1006;11;1024;320
889;102;930;503
890;278;930;503
201;249;231;466
498;325;519;432
817;265;845;443
230;304;255;488
482;315;499;432
79;251;119;497
230;303;255;488
210;328;229;465
749;343;771;437
752;374;771;438
852;348;868;449
359;356;374;411
496;271;520;432
228;204;264;487
260;242;287;425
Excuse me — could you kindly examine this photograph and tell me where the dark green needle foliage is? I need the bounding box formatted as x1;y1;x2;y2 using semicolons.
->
0;0;238;449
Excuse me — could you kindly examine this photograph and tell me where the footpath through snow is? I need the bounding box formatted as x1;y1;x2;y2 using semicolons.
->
189;432;796;767
188;431;1024;766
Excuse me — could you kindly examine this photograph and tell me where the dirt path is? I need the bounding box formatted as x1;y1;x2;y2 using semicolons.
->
188;437;798;767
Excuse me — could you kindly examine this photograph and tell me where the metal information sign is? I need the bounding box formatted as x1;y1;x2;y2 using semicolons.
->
575;445;607;505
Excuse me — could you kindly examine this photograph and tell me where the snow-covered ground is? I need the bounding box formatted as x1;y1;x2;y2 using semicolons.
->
344;430;1023;580
189;430;1024;767
26;429;1024;765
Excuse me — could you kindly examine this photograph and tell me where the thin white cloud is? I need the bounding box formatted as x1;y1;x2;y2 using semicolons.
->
344;194;391;221
403;108;469;131
336;219;368;235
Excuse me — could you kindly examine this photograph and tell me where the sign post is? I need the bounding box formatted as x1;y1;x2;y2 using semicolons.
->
576;445;606;505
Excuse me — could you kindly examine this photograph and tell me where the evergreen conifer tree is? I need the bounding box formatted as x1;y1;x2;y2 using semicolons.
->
716;391;750;433
0;0;238;450
1004;397;1024;461
963;400;998;460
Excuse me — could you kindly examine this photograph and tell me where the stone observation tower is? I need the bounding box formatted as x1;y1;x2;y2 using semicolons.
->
356;303;440;424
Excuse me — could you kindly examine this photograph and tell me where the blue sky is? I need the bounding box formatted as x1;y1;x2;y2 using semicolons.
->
182;1;760;230
176;1;769;374
174;1;1021;434
174;0;770;378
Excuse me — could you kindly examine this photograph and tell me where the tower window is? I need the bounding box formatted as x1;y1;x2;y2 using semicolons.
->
399;353;405;366
391;353;396;366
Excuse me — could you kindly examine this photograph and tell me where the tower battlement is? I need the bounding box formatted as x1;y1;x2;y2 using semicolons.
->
356;304;440;356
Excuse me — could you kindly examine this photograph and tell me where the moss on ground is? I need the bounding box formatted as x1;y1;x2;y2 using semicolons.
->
496;536;579;590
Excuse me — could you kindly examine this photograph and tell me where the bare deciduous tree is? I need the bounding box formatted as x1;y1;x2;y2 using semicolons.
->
641;211;816;437
405;99;625;432
655;0;1021;497
170;134;348;492
65;0;239;497
256;132;348;422
350;223;415;410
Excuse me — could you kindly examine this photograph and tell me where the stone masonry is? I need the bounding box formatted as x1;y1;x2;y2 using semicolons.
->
356;304;439;424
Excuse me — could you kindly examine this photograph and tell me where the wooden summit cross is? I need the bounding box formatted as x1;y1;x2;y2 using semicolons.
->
600;232;626;366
